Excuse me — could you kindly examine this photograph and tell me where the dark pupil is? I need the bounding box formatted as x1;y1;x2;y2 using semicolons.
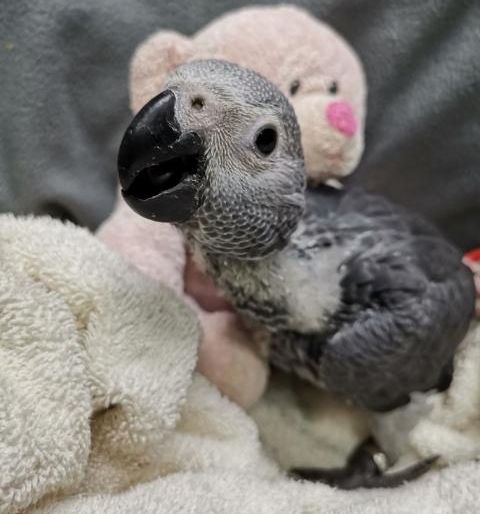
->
329;81;338;94
290;79;300;96
255;127;277;156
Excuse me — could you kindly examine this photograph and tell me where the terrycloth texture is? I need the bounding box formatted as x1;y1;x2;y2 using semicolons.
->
1;0;479;249
26;463;480;514
2;214;480;514
0;214;202;511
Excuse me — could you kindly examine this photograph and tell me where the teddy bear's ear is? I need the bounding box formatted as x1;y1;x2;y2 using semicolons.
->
129;30;192;114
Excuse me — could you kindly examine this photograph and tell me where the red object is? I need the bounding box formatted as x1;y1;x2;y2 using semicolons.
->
465;248;480;262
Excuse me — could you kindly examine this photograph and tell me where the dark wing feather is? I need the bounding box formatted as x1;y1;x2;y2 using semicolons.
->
319;231;475;411
268;187;476;411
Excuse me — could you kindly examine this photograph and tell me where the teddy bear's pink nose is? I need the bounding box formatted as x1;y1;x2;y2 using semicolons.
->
325;101;358;137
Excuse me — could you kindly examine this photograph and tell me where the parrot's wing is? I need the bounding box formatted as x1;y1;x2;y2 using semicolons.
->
319;232;476;412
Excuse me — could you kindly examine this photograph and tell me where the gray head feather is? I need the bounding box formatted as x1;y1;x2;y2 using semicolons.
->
164;59;306;259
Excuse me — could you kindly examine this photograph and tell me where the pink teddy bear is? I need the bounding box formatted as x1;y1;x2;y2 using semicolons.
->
97;5;367;409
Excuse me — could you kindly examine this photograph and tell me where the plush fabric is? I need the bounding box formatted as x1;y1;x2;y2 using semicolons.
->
0;0;479;250
2;214;480;514
128;5;366;184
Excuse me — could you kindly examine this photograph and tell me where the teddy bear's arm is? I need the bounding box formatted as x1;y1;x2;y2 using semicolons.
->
97;193;186;295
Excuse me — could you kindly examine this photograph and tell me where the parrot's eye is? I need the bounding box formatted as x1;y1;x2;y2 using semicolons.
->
289;80;300;96
254;126;278;156
328;81;339;94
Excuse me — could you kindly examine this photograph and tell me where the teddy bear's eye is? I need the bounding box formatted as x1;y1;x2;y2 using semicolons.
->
328;81;339;94
289;80;300;96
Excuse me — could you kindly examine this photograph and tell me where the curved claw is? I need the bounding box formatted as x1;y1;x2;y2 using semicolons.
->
289;438;439;490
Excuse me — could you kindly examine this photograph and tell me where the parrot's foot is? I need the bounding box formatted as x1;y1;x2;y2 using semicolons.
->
289;437;438;490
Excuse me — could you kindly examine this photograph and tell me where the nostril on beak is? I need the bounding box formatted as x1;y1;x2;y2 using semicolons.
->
117;87;204;224
191;96;205;110
326;101;358;138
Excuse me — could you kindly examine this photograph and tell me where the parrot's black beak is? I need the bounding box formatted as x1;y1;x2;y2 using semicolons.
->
117;89;204;223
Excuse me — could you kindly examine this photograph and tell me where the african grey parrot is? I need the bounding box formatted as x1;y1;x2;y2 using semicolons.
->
117;59;476;488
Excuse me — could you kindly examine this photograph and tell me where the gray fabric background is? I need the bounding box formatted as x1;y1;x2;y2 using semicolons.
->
0;0;479;249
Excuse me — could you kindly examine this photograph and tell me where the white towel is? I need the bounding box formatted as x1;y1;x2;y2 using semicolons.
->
1;214;479;514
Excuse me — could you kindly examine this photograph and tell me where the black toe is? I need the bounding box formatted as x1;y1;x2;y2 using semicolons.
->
289;438;438;490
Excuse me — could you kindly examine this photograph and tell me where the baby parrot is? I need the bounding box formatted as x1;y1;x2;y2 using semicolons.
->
117;59;476;488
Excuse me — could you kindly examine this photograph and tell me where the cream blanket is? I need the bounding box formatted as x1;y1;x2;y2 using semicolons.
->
1;215;479;514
